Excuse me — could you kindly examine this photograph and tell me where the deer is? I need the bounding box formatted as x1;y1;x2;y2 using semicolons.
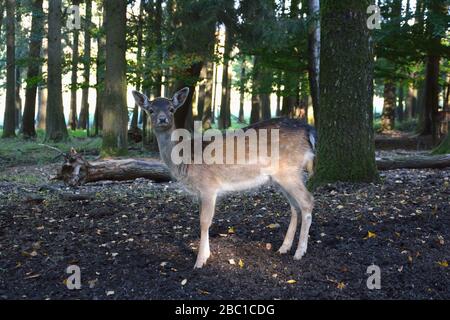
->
132;88;316;269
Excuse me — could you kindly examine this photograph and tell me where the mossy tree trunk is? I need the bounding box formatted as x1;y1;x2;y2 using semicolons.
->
312;0;378;186
101;0;128;156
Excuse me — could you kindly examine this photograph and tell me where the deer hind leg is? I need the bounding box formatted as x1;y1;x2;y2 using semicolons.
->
273;174;314;260
194;192;217;269
273;183;298;254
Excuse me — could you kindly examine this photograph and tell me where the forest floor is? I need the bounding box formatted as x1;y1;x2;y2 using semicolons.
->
0;146;449;300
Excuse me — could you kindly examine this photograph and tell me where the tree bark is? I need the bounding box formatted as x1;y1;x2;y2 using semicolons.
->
78;0;92;131
45;0;68;142
202;61;215;129
2;0;16;138
308;0;320;126
381;80;396;132
22;0;44;139
94;3;106;136
397;84;404;123
69;19;80;131
102;0;128;156
312;0;378;185
219;26;233;130
130;0;144;131
239;59;246;123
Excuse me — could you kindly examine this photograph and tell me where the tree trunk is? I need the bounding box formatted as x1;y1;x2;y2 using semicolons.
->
130;0;144;131
381;80;396;132
419;0;447;141
69;20;80;130
219;26;233;130
405;84;415;120
37;85;47;130
0;2;5;36
197;64;207;121
312;0;378;185
397;84;404;123
15;66;22;131
239;60;246;123
94;3;106;136
202;61;215;129
102;0;128;156
308;0;320;126
22;0;44;139
45;0;68;142
78;0;92;131
2;0;16;138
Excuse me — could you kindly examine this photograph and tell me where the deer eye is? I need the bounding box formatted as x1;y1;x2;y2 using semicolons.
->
169;107;175;113
148;108;154;114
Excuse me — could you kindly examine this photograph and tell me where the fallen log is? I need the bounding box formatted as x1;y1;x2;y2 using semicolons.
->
54;149;450;186
55;148;172;186
376;154;450;171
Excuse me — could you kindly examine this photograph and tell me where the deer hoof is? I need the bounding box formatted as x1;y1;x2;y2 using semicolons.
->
293;247;307;260
277;245;291;254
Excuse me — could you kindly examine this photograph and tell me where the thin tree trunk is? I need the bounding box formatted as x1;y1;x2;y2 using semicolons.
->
219;26;233;129
130;0;144;130
308;0;320;126
397;84;404;122
381;80;396;132
22;0;44;139
2;0;16;138
197;64;207;121
15;66;22;130
102;0;128;156
405;84;415;120
37;85;47;130
69;22;80;130
78;0;92;131
239;59;246;123
202;61;214;129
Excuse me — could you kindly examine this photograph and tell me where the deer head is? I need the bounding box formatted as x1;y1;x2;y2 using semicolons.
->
132;87;189;131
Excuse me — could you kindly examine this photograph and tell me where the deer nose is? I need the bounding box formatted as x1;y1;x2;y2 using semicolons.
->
158;116;168;124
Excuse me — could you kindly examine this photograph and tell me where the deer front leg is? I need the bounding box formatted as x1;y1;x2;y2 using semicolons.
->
194;193;217;269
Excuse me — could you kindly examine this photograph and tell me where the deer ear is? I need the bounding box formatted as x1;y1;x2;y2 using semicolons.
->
132;90;149;108
172;87;190;110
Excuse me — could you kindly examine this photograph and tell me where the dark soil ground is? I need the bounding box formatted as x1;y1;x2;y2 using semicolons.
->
0;152;449;300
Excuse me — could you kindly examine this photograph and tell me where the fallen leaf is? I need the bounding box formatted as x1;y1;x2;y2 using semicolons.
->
106;290;115;296
228;227;235;234
238;259;244;268
437;260;448;267
181;279;188;286
287;279;297;284
364;231;376;239
267;223;280;229
229;259;236;265
337;282;346;290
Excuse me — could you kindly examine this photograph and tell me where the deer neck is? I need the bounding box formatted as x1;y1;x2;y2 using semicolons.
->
154;126;183;175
